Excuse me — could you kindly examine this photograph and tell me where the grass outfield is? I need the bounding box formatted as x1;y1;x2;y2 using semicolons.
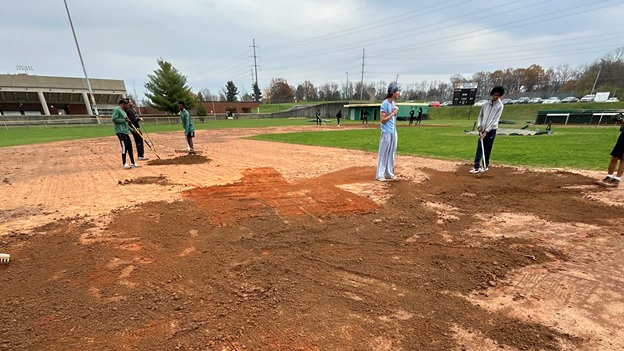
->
249;123;619;171
1;117;620;171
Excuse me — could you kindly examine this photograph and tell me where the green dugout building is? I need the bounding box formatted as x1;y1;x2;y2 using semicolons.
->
343;103;429;121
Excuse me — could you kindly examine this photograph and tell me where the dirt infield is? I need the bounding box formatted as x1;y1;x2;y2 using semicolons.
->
1;126;623;351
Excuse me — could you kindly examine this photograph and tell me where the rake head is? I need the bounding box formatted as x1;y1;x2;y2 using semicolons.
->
0;253;10;264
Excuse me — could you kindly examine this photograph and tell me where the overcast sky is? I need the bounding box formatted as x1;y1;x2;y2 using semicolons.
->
1;0;623;99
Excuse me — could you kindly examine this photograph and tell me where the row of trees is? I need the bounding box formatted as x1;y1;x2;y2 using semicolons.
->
143;48;623;113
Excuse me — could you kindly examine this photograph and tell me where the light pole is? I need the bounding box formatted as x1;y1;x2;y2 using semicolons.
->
63;0;101;124
345;72;349;100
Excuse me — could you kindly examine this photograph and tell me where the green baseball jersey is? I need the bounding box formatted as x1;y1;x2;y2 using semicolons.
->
112;106;129;134
180;109;195;135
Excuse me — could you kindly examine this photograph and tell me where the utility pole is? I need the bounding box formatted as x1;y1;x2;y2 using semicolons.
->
251;38;261;112
345;72;349;100
395;74;399;84
590;65;602;96
64;0;101;124
359;49;365;101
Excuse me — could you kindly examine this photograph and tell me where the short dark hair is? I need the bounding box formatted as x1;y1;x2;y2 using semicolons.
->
490;86;505;96
178;101;186;107
119;98;129;104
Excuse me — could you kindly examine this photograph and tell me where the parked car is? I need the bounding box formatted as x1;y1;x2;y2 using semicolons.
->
501;98;513;105
473;99;489;107
579;94;595;102
516;97;531;104
606;97;619;103
428;101;441;107
542;97;561;104
528;97;544;104
561;96;579;103
440;101;453;106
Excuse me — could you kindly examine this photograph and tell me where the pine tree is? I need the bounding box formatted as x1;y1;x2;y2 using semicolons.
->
144;59;195;114
224;81;239;102
252;82;262;102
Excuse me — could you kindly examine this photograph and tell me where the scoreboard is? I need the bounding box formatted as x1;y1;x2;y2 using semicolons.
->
453;82;478;106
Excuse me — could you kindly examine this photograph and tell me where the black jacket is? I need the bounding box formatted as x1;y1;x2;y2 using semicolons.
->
125;107;140;128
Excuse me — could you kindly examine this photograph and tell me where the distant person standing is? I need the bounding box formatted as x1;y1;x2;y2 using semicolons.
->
376;83;400;181
417;107;423;125
126;100;148;160
178;101;195;152
112;98;139;169
362;109;369;125
596;113;624;187
316;109;322;125
469;86;505;174
409;107;415;125
336;110;342;126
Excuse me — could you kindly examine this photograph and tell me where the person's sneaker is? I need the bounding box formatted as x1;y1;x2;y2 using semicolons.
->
596;176;613;186
606;179;620;187
138;156;149;160
376;177;387;182
132;163;140;168
123;163;132;169
469;168;480;174
479;167;488;172
386;175;398;180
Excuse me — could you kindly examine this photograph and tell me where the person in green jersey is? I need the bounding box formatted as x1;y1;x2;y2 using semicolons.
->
178;101;195;151
112;98;139;169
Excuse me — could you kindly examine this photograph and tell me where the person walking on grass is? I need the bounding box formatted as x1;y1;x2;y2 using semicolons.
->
417;107;423;125
112;98;139;169
316;109;322;125
178;101;195;152
126;100;148;160
336;109;342;126
376;83;400;181
597;113;624;187
469;86;505;174
362;109;369;125
409;107;415;125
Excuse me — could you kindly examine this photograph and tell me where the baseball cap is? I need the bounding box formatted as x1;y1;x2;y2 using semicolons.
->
387;83;399;95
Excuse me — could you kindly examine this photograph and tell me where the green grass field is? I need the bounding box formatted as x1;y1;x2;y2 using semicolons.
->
249;123;619;170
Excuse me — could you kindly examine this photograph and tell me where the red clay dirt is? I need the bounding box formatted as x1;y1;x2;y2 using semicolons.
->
1;125;623;351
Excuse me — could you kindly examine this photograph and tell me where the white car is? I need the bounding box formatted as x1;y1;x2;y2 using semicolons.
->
528;97;543;104
606;97;619;103
473;99;489;106
542;97;561;104
579;94;595;102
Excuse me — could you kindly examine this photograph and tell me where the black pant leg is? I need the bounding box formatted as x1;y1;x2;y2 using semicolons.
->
132;131;144;158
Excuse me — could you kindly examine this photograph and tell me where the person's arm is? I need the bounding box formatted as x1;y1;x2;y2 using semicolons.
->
380;103;398;124
182;111;190;134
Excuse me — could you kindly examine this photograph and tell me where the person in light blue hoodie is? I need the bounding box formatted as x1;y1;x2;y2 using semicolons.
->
376;83;400;181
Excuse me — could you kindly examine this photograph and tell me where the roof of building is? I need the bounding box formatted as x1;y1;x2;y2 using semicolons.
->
0;74;125;91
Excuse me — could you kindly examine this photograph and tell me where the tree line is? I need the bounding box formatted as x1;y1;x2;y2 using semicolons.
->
143;48;623;113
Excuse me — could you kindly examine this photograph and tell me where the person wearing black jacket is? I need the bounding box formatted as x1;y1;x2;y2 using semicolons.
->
336;110;342;126
126;100;148;160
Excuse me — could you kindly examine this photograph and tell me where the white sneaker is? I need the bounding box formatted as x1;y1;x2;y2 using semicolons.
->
376;177;386;182
479;167;488;172
138;156;149;160
123;163;131;169
132;163;140;168
469;168;479;174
